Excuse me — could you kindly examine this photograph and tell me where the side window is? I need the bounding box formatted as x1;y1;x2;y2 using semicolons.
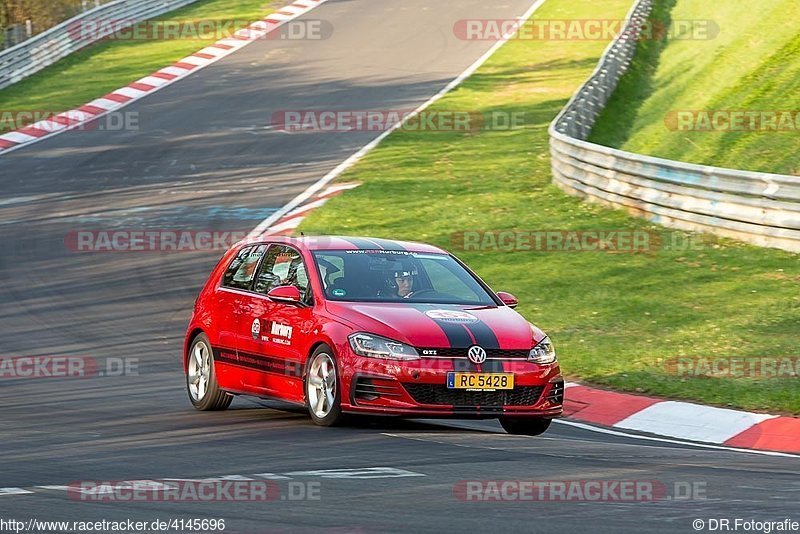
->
254;245;312;303
222;245;267;290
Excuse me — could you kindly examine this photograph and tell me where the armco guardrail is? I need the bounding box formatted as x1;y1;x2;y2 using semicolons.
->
0;0;200;91
548;0;800;254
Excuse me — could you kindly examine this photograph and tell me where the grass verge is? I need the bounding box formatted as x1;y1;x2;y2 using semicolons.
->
299;0;800;413
590;0;800;175
0;0;278;128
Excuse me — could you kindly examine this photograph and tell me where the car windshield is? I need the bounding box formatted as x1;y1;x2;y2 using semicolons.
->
312;250;497;305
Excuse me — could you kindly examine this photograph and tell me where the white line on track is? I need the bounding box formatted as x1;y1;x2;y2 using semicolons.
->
383;419;800;459
553;420;800;458
0;468;427;498
0;488;33;495
248;0;550;238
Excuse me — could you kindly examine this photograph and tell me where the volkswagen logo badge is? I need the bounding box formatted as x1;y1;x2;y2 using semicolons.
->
467;345;487;364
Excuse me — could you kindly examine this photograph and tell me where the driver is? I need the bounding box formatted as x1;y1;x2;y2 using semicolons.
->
395;272;414;298
389;262;418;298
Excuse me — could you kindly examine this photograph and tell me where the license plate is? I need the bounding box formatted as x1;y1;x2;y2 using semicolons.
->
446;372;514;391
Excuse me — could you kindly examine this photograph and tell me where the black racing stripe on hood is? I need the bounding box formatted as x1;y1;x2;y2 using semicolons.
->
406;303;477;372
341;237;383;249
465;320;504;372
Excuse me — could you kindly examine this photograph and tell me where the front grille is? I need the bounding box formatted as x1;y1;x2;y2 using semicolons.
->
403;383;544;407
417;348;530;360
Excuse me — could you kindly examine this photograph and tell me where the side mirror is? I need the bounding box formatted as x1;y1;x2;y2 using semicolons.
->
496;291;518;308
267;285;302;304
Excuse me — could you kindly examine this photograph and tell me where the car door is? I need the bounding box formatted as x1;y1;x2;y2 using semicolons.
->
237;244;315;403
213;244;267;389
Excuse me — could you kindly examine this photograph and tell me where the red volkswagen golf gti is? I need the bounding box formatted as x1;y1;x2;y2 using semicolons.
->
184;236;563;435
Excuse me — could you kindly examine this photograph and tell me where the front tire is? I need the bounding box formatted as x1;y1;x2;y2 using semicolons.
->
186;333;232;411
305;345;344;426
499;417;552;436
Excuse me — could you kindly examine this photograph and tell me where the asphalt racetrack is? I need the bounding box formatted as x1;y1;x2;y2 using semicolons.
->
0;1;797;532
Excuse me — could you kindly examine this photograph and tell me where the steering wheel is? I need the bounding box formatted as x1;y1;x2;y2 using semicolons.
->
406;289;438;299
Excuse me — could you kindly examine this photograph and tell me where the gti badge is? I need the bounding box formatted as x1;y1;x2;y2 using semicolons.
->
251;318;261;340
467;345;487;364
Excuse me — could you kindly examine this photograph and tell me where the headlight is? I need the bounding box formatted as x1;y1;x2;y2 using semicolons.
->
528;335;556;364
348;333;420;360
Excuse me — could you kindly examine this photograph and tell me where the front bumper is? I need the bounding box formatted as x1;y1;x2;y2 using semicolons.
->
340;354;564;418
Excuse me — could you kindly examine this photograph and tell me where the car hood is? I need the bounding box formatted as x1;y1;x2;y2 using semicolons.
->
324;301;541;349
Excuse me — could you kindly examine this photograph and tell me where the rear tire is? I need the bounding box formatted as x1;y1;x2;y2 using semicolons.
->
499;417;552;436
305;345;344;426
186;333;232;411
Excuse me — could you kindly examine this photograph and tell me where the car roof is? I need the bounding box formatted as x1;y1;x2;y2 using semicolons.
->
253;235;448;254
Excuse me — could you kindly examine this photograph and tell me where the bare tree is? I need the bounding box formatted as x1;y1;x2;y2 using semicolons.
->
2;0;94;34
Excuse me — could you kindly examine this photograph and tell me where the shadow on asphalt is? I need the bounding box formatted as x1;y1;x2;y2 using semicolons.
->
239;397;502;433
